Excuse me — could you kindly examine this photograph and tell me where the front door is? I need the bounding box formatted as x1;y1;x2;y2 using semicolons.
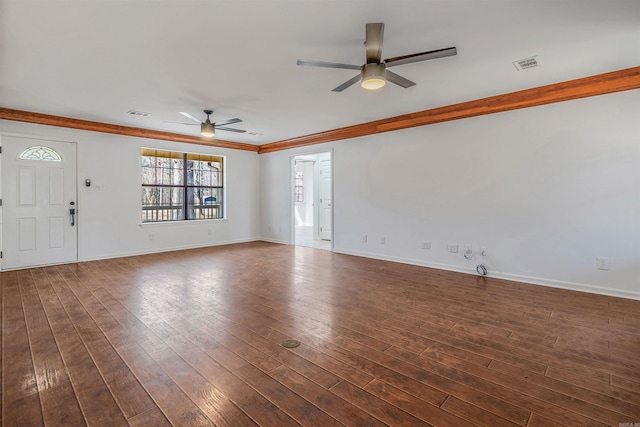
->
2;136;78;269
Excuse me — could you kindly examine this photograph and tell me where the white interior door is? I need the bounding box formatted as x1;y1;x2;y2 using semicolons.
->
319;158;332;241
2;136;78;269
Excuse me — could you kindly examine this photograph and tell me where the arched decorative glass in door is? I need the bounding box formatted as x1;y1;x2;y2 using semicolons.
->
18;145;62;162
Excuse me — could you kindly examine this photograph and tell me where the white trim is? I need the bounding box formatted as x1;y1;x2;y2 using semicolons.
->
332;247;640;301
290;149;333;250
138;218;228;227
260;237;290;245
79;238;258;262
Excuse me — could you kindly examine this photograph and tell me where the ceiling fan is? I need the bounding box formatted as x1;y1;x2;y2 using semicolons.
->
165;110;245;137
297;22;457;92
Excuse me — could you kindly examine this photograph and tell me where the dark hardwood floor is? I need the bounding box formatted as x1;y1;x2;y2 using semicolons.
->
2;241;639;426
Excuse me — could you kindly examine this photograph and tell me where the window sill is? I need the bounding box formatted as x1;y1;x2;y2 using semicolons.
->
138;218;228;227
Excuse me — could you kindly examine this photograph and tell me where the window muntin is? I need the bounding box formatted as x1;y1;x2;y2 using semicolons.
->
295;171;304;202
141;149;224;222
18;146;62;162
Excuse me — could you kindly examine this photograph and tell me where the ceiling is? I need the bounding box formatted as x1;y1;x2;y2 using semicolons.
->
1;0;638;146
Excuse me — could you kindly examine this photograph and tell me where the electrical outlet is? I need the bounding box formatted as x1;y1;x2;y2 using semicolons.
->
362;234;367;243
380;237;386;244
148;232;154;241
447;243;458;253
422;241;431;250
207;228;212;235
480;247;488;256
464;244;473;253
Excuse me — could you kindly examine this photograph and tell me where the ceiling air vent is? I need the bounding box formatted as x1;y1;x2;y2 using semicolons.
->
513;55;542;71
126;110;151;117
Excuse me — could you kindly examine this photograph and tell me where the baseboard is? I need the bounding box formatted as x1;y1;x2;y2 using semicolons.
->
79;238;260;262
259;237;291;245
332;247;640;301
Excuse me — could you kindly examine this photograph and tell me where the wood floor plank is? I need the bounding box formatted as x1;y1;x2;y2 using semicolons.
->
2;242;639;426
290;342;375;388
331;380;428;426
47;267;158;416
439;396;522;427
416;345;628;426
611;375;640;393
150;347;258;427
19;270;85;426
39;269;129;426
227;324;341;388
127;406;173;427
488;359;640;418
269;365;387;427
234;363;344;426
142;321;299;427
2;272;44;426
364;379;510;427
296;331;530;425
117;344;215;426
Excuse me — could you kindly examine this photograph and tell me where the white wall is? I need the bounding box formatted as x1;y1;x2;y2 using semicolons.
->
0;121;261;262
260;90;640;299
2;90;638;299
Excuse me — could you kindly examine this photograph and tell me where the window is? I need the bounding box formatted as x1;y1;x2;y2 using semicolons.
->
295;171;304;202
141;149;224;222
18;146;62;162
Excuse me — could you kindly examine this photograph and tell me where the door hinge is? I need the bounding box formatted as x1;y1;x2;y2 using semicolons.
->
0;146;2;153
0;198;2;206
1;251;3;259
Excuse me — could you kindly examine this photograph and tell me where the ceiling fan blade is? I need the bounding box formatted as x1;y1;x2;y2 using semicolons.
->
297;59;361;70
162;120;198;125
179;111;202;123
386;70;416;88
332;74;361;92
215;127;246;133
365;23;384;63
214;117;242;127
385;47;457;68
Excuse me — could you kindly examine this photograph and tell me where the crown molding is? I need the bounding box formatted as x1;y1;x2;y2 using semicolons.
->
0;108;260;152
258;66;640;154
2;67;638;155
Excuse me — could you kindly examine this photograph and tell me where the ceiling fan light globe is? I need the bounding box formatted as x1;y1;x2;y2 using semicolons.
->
360;63;386;90
201;122;215;138
361;77;386;90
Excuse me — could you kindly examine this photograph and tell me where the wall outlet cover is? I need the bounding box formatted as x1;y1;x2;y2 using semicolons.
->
596;257;610;270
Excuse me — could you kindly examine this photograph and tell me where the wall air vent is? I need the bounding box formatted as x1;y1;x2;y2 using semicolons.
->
513;55;542;71
126;110;151;117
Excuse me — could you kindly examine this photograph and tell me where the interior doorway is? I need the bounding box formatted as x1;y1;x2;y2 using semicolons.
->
292;151;332;250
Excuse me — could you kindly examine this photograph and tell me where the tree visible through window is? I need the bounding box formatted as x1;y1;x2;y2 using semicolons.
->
295;171;304;202
141;149;224;222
